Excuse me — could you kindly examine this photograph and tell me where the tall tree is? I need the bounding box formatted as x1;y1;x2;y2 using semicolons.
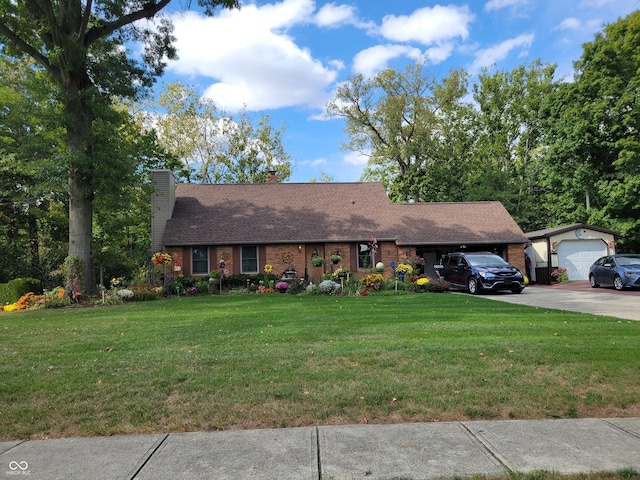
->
540;10;640;251
327;62;471;202
470;61;557;229
0;0;239;293
153;82;291;183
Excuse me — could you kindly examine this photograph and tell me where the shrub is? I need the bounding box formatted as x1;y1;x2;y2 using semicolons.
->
413;277;430;293
342;275;362;295
363;273;384;290
43;296;71;309
287;279;305;294
319;280;341;294
195;280;210;294
0;278;42;305
427;277;450;292
222;274;260;290
117;289;134;300
131;284;161;301
551;267;569;283
275;281;290;293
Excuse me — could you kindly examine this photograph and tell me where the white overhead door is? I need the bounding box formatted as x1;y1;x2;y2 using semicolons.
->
557;240;607;281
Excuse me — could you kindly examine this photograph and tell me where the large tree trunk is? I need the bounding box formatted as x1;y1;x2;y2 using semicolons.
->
65;82;97;296
68;171;95;294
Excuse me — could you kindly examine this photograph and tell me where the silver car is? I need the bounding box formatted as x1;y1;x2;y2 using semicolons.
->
589;254;640;290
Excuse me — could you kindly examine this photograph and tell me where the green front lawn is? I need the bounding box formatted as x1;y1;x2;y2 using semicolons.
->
1;293;638;440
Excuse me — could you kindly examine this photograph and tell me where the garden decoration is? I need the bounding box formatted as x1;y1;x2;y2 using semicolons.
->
151;252;172;266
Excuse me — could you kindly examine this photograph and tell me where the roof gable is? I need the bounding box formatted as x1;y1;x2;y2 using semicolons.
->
526;223;619;239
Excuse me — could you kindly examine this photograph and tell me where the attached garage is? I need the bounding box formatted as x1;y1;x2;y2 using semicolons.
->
525;223;618;284
557;239;608;281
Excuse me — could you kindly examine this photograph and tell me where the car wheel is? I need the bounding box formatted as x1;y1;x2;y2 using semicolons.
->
511;287;523;294
467;277;479;295
589;274;599;288
613;275;624;291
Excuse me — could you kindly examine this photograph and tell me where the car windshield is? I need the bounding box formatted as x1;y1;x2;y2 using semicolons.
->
466;254;510;267
616;255;640;266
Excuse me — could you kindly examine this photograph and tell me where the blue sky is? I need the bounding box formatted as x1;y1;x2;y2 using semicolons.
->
156;0;638;183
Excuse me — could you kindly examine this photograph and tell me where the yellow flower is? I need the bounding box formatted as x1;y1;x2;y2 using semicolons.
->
264;264;273;274
416;277;430;286
396;263;413;274
3;303;17;312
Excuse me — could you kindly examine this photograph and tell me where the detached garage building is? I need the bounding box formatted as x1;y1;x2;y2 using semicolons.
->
525;223;618;283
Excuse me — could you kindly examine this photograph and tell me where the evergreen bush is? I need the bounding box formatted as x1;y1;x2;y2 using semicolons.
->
0;278;42;305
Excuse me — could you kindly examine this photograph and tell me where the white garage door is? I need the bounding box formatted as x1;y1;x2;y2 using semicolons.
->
557;240;607;281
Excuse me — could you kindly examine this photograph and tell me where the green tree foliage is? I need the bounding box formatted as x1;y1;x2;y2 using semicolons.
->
0;56;176;287
327;62;471;202
91;100;179;287
0;0;239;293
153;82;291;184
0;55;67;284
470;61;557;230
540;10;640;251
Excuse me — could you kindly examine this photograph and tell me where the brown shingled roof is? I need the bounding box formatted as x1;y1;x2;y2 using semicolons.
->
162;182;528;246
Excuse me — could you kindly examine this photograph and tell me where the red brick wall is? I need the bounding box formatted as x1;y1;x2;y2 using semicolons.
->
506;244;526;275
163;243;527;281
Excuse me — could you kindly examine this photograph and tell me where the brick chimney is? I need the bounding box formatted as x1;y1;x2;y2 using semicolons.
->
267;170;278;183
151;169;176;253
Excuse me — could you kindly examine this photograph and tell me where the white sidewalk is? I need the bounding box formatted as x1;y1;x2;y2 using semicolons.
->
2;418;640;479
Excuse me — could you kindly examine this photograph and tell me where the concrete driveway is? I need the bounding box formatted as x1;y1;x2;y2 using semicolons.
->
478;281;640;321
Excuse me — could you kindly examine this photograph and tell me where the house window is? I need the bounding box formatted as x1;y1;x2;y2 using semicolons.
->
241;246;258;273
192;247;209;275
358;243;372;269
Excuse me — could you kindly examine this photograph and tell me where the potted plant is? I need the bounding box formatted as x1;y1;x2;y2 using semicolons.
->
330;253;342;264
275;281;290;293
311;257;325;267
395;263;413;281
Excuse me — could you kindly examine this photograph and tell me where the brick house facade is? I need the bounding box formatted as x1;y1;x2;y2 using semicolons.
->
151;170;528;282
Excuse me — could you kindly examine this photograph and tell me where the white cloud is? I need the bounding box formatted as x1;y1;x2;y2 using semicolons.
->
484;0;527;12
379;5;473;45
310;157;327;166
344;151;369;166
167;0;340;112
555;17;581;30
353;44;422;77
468;33;534;73
579;0;616;6
425;43;455;64
314;2;356;27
